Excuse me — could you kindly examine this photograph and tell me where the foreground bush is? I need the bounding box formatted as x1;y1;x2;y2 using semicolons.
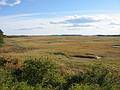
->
83;64;120;90
0;56;120;90
64;64;120;90
21;58;64;88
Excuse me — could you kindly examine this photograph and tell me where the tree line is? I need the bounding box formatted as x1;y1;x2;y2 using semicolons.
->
0;29;4;45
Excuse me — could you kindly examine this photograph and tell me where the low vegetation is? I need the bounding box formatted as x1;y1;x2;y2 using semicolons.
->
0;32;120;89
0;57;120;90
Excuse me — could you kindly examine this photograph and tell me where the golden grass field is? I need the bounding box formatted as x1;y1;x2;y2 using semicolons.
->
0;36;120;74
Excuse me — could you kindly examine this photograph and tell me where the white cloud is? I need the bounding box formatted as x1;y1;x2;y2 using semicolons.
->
0;13;120;35
0;0;21;7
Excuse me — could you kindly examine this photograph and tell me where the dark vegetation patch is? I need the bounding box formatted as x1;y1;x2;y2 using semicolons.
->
52;52;70;58
47;41;63;44
112;45;120;48
0;56;7;67
0;29;4;46
52;51;103;60
71;54;102;59
97;35;120;37
6;35;30;38
72;55;95;59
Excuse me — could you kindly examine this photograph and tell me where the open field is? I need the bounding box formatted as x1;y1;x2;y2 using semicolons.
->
0;36;120;74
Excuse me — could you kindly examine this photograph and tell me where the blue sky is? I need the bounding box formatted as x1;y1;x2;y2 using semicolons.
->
0;0;120;35
0;0;120;15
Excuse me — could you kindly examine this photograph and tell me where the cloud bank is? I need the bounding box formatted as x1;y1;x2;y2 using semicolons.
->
0;0;21;7
0;13;120;35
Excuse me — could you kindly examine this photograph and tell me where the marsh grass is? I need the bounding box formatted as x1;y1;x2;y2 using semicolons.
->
0;36;120;74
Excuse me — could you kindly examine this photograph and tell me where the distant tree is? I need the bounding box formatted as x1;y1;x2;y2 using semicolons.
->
0;29;4;45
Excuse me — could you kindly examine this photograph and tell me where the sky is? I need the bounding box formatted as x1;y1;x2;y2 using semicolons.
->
0;0;120;35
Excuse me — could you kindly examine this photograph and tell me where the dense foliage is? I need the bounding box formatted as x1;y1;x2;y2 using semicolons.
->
64;64;120;90
22;58;64;87
0;56;7;67
0;57;120;90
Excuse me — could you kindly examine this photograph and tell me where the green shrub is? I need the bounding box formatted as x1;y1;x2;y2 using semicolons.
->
83;64;120;90
63;73;84;90
0;68;15;90
11;68;23;82
12;82;56;90
22;58;64;88
12;82;34;90
0;56;7;67
64;64;120;90
69;84;100;90
0;29;4;46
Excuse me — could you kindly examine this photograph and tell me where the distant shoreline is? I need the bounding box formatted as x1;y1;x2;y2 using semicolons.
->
5;34;120;38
